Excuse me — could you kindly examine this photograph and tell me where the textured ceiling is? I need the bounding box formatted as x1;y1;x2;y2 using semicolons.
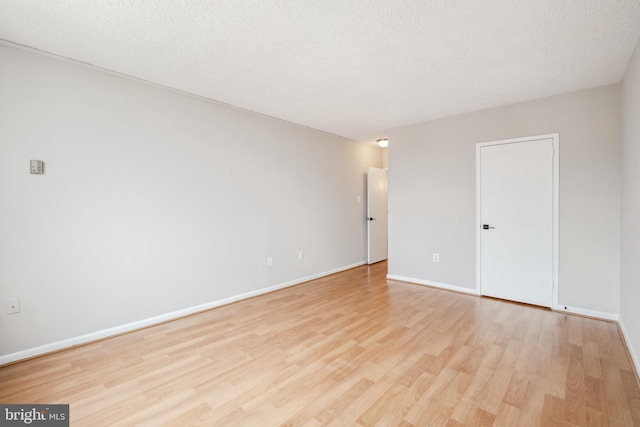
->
1;1;639;143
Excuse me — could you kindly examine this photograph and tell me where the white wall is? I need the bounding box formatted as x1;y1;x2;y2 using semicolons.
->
0;45;382;358
388;85;622;316
621;40;640;374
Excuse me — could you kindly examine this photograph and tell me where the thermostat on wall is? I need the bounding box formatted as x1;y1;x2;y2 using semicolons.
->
30;160;44;174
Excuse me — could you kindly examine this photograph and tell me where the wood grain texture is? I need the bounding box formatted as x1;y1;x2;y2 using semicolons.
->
1;262;639;426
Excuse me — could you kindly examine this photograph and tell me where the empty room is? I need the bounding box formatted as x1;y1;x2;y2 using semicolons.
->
1;1;640;426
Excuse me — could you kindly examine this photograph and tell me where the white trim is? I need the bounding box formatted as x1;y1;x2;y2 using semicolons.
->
0;261;365;366
475;133;560;307
366;166;389;264
619;318;640;385
552;136;560;308
475;146;482;294
553;305;619;322
390;274;622;324
386;274;480;296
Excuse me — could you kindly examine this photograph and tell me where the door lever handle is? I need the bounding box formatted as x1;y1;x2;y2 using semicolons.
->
482;224;495;230
368;217;376;221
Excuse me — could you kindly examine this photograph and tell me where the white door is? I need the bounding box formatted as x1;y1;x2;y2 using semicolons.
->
367;167;388;264
478;136;556;307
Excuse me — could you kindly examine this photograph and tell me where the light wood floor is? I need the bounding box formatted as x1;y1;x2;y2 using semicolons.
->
2;262;639;426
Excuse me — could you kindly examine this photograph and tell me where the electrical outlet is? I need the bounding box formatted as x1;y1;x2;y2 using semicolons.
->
298;251;304;261
7;298;20;314
432;253;440;263
267;256;273;267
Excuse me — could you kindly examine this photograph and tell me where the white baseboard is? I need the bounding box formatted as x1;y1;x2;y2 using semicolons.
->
618;317;640;385
0;261;366;366
552;305;619;321
386;274;480;296
386;275;622;323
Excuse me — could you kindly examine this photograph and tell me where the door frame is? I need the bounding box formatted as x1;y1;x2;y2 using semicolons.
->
367;166;388;264
475;133;559;308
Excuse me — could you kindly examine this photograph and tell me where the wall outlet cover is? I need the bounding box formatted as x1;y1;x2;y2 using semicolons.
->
8;298;20;314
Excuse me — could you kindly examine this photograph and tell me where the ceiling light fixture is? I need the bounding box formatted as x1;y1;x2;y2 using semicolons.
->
377;138;389;148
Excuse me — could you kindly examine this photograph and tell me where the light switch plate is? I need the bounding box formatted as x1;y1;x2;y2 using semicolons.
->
30;160;44;174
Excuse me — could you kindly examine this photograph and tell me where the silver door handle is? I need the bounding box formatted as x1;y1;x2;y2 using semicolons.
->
482;224;495;230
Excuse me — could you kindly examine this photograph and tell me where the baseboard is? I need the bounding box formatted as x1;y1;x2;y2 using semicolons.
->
386;275;622;323
0;261;366;366
618;318;640;388
386;274;480;296
552;305;619;322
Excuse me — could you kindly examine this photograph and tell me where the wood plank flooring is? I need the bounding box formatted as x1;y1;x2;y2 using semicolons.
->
1;262;639;426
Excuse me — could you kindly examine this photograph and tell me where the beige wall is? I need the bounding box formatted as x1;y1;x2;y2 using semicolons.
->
388;85;622;316
0;45;381;360
621;40;640;373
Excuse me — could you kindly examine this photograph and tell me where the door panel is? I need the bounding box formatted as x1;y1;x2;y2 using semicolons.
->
479;138;554;307
367;167;388;264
